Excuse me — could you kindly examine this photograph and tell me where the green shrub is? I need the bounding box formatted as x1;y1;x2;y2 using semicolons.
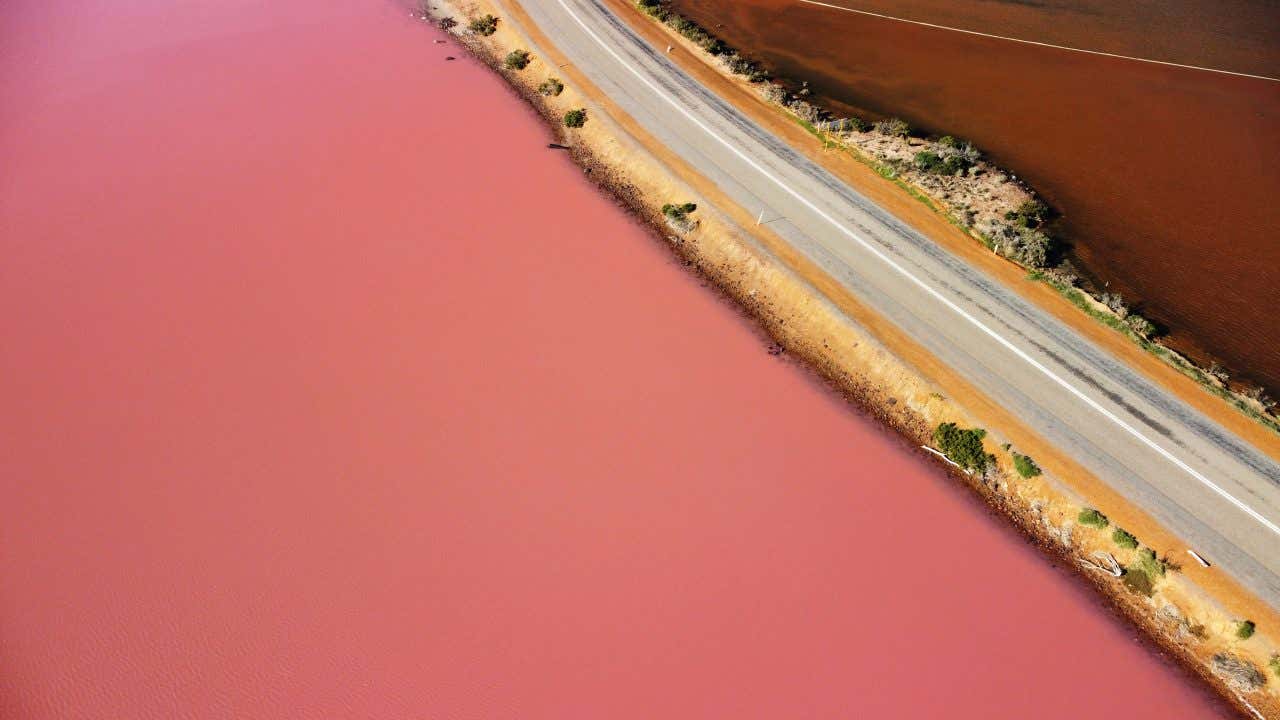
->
1111;528;1138;549
661;202;698;221
1136;547;1165;577
503;49;530;70
914;151;942;173
563;108;587;128
1236;620;1256;640
941;155;972;175
468;14;498;36
538;77;565;97
1078;508;1109;528
933;422;992;473
1270;654;1279;676
1012;452;1041;478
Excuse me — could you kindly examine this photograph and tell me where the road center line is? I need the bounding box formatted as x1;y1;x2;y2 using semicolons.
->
796;0;1279;83
550;0;1280;537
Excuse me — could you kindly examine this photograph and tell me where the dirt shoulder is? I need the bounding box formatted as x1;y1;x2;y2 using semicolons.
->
424;1;1279;715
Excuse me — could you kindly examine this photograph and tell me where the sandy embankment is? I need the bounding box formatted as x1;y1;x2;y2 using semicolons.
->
423;1;1279;714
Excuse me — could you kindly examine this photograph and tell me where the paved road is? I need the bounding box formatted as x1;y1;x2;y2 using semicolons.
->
516;0;1280;606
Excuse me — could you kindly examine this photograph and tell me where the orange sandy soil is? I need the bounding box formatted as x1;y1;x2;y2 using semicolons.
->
438;0;1279;712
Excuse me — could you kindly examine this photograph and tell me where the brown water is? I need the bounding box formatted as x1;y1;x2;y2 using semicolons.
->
0;0;1234;717
670;0;1280;393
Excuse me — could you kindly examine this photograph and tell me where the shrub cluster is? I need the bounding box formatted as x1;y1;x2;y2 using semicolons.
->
468;14;498;36
1011;452;1041;478
1236;620;1256;640
503;49;530;70
538;77;565;97
1077;508;1109;528
1270;654;1280;677
563;108;587;128
1111;528;1138;549
992;224;1052;269
933;422;992;473
438;17;457;31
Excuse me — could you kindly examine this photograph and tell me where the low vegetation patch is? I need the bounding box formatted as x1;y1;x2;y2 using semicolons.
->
1077;508;1109;528
1135;547;1166;578
537;77;565;97
468;14;498;36
1011;452;1041;478
1236;619;1256;640
503;49;530;70
1270;654;1280;677
1122;566;1154;596
1111;528;1138;549
661;202;698;232
563;108;588;128
933;422;992;473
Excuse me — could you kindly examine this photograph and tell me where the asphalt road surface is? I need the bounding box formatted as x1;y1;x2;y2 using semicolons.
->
516;0;1280;606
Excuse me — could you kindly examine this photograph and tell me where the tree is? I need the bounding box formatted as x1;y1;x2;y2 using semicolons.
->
563;108;588;128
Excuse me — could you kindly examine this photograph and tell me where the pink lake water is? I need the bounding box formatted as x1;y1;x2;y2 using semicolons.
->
0;0;1233;717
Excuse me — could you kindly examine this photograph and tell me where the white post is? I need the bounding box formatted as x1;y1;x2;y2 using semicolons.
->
756;209;764;226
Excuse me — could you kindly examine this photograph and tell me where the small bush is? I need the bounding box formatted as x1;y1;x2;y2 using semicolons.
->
933;422;992;473
1012;453;1041;478
1269;654;1279;677
637;0;669;20
1111;528;1138;549
1136;547;1165;577
538;77;565;97
1078;508;1109;528
503;49;530;70
1125;314;1156;338
1236;620;1256;640
563;108;587;128
468;14;498;36
914;151;943;173
438;17;458;31
940;155;972;175
1005;199;1049;228
874;117;910;138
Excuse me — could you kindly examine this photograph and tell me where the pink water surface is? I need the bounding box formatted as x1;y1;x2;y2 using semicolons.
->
0;1;1232;717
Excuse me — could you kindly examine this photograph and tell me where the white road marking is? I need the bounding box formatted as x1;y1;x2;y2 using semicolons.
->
797;0;1280;83
550;0;1280;537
